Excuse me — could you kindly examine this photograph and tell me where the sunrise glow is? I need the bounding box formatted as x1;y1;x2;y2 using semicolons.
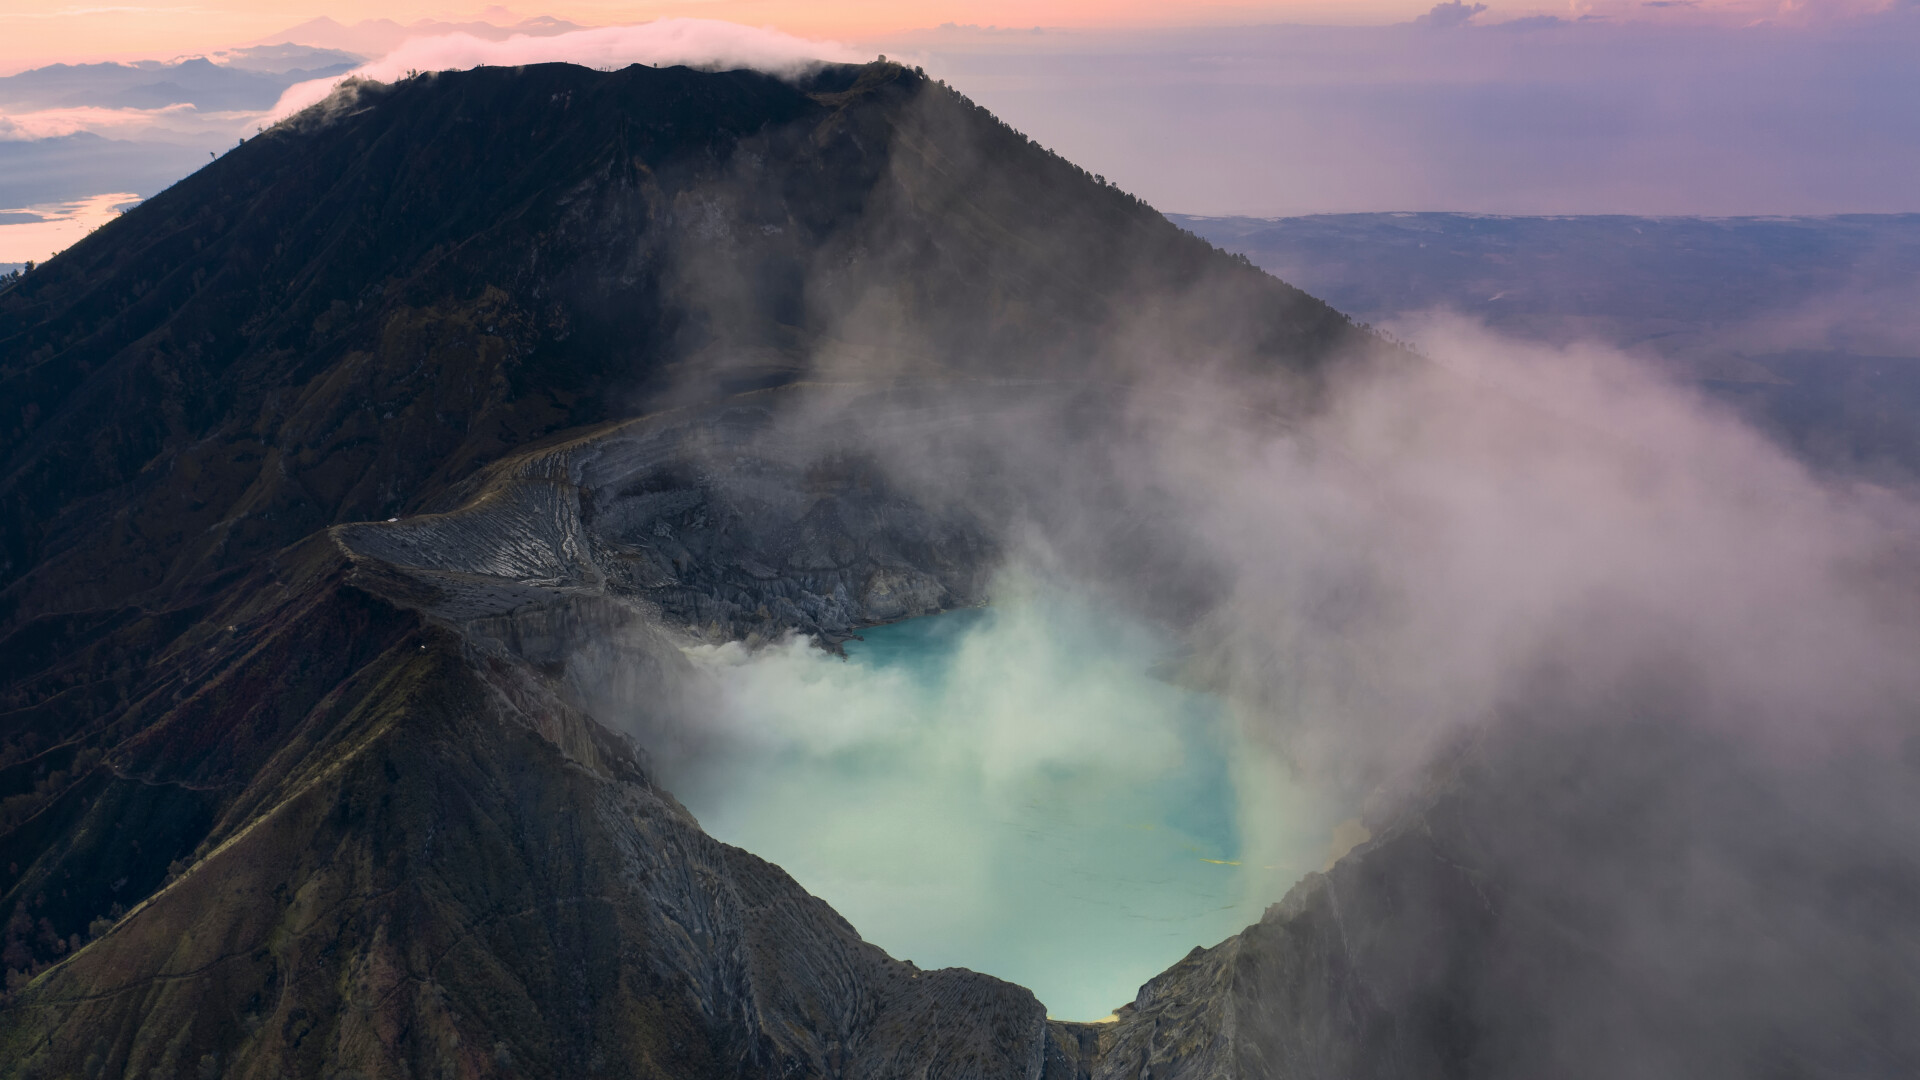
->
0;0;1901;73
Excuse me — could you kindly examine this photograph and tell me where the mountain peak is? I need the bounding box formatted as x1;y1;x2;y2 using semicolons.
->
1;59;1346;615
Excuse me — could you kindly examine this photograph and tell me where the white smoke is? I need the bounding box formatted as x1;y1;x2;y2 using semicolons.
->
671;573;1334;1020
1120;313;1920;788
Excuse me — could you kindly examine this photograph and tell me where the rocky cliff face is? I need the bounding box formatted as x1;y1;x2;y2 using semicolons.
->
333;390;998;643
0;537;1064;1079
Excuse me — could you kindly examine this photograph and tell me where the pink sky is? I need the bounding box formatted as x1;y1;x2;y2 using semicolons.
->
2;0;1914;225
0;0;1898;72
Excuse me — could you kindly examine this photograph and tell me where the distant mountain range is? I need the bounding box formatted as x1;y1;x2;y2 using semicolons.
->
1180;212;1920;483
0;51;361;113
0;45;367;229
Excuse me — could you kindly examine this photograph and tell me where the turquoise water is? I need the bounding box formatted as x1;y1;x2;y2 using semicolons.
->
676;585;1322;1019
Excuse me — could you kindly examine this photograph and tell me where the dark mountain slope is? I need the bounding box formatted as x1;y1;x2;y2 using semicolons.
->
3;546;1053;1080
0;60;1349;632
0;61;1367;1078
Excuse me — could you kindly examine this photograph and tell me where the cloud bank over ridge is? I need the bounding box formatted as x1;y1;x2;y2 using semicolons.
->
271;20;865;121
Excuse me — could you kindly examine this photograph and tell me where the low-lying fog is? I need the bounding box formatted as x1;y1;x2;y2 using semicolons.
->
673;574;1343;1020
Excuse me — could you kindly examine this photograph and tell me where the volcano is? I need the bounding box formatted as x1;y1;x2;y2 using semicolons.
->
4;59;1918;1080
0;60;1369;1078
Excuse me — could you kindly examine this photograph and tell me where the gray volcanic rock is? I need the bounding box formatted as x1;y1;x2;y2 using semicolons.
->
332;390;997;639
0;575;1065;1079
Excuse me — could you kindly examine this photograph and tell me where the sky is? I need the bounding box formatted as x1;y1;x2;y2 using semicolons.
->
909;15;1920;215
0;0;1904;72
1;0;1916;263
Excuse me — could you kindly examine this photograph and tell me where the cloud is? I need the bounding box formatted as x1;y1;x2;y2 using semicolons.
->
0;102;243;140
1170;316;1920;775
646;260;1920;1042
1412;1;1490;27
270;19;865;124
672;575;1332;1020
